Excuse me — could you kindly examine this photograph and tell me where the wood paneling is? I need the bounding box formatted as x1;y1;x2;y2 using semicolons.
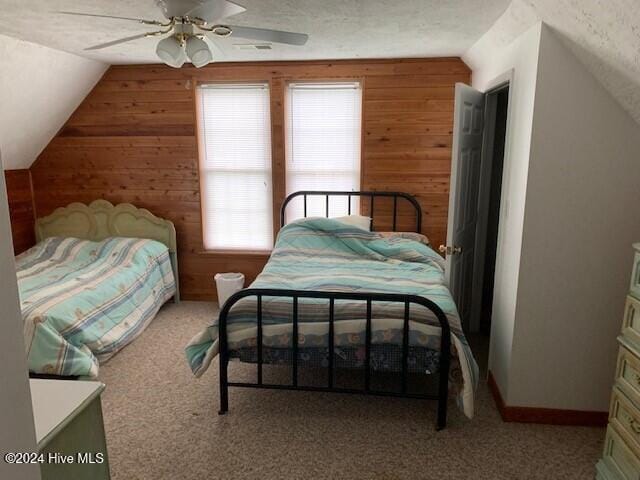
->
31;58;470;301
4;169;36;255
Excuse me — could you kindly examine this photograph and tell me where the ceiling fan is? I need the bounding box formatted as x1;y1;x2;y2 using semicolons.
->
56;0;309;68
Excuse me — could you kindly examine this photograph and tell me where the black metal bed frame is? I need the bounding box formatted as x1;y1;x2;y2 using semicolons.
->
218;191;453;430
280;190;423;232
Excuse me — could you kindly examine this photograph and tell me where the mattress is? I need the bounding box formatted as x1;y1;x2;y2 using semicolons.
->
17;236;176;377
185;218;478;418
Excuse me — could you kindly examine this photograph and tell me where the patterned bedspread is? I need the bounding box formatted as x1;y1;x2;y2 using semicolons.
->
185;218;478;418
16;237;176;377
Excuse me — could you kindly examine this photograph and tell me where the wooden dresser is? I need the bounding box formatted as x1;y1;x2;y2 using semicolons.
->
596;243;640;479
31;379;110;480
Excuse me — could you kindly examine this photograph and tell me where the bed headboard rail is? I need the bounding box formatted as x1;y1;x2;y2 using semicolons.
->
35;200;180;300
280;191;422;233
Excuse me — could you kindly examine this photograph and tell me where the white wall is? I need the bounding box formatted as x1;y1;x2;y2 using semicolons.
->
508;24;640;410
0;34;107;169
465;6;640;411
0;153;40;480
463;18;543;402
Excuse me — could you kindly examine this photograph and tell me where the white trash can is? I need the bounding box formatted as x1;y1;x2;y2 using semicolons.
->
214;272;245;307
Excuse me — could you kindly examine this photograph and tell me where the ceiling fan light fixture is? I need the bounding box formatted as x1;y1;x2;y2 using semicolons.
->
186;36;213;68
156;35;186;68
58;0;309;64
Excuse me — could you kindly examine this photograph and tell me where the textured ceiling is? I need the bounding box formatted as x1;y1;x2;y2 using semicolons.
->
0;0;510;63
523;0;640;125
464;0;640;125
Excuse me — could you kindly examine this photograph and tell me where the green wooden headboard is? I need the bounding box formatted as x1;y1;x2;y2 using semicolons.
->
35;200;180;302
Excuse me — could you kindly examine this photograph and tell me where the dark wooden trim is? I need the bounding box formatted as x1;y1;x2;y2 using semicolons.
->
487;370;608;427
4;169;37;254
112;57;472;71
28;169;37;219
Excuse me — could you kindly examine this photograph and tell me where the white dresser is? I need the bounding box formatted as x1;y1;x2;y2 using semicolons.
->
596;243;640;479
31;379;110;480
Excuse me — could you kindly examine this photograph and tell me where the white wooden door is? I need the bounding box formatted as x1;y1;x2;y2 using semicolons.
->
442;83;485;327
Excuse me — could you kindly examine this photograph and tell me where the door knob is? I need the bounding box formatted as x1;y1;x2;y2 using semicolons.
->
439;245;462;255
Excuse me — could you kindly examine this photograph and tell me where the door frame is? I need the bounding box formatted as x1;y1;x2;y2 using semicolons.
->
469;69;515;333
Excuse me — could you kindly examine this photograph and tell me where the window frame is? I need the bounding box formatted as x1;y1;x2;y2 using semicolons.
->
283;78;365;222
195;80;275;254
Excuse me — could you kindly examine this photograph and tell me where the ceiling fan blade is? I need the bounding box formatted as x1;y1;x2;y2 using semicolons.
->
206;36;227;59
85;33;153;51
55;11;163;25
155;0;203;19
185;0;246;22
155;0;244;21
227;25;308;46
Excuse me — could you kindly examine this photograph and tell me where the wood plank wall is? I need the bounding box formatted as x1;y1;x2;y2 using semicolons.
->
30;58;470;301
4;169;36;255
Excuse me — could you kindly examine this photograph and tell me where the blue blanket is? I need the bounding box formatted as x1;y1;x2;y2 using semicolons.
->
17;237;175;377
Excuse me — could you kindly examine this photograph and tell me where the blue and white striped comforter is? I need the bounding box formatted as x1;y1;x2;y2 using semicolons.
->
16;237;175;377
186;218;478;418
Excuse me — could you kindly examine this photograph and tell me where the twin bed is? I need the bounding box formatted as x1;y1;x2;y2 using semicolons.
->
16;192;477;429
17;200;178;378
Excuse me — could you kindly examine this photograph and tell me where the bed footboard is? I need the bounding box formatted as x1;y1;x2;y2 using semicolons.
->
217;288;451;430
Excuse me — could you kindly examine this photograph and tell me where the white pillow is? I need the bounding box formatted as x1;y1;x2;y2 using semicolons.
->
332;215;372;231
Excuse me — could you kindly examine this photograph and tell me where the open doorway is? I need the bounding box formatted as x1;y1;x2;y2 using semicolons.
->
443;81;510;334
470;84;510;334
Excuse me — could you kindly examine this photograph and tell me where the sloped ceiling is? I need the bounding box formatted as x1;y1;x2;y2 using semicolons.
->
0;34;107;169
464;0;640;125
0;0;510;63
0;0;511;170
525;0;640;125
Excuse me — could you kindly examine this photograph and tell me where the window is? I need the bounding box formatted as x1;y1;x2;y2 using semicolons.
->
285;82;362;221
197;83;273;251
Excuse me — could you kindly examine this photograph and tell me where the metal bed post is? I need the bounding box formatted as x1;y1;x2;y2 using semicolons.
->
257;295;263;385
401;301;410;394
328;298;335;388
392;196;398;232
369;196;375;231
364;299;372;391
434;306;451;431
218;299;230;415
292;296;299;387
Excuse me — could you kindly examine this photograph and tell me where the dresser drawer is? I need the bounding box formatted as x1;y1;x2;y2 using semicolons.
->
623;296;640;350
617;346;640;406
611;387;640;452
631;250;640;300
602;426;640;480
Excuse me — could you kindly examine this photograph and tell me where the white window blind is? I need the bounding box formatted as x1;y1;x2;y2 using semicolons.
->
286;82;362;221
197;83;273;251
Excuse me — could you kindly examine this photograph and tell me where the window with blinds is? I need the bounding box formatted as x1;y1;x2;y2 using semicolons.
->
197;83;273;251
285;82;362;221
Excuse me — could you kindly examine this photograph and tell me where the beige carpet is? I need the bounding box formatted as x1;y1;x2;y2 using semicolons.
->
98;302;604;479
